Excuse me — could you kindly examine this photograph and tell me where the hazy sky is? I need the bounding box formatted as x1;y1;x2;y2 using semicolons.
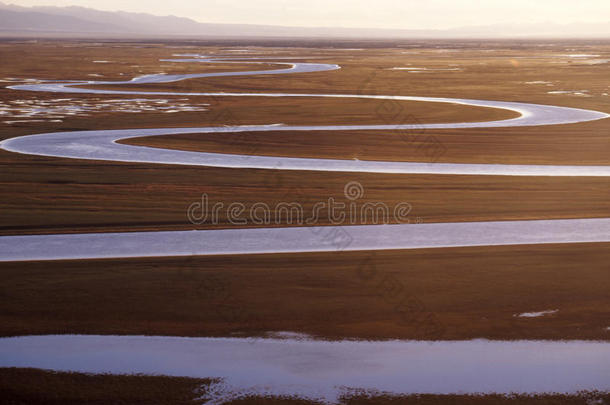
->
8;0;610;29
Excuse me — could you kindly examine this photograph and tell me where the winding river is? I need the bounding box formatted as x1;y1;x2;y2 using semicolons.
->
2;55;609;176
0;335;609;403
1;53;609;400
0;54;609;260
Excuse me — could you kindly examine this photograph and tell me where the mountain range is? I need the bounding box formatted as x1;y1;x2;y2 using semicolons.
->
1;2;609;39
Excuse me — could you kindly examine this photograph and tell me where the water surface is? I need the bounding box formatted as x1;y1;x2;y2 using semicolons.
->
1;335;608;403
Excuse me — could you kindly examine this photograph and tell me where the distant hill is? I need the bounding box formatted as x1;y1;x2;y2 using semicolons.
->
0;1;609;38
0;8;120;33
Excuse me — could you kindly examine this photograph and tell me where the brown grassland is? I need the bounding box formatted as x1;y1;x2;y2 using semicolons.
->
0;39;609;403
1;243;609;341
0;367;213;405
0;41;608;236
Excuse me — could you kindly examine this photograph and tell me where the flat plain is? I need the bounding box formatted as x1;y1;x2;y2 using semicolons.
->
0;39;609;404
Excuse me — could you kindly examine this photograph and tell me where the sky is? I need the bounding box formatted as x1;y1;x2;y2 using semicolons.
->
7;0;610;29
